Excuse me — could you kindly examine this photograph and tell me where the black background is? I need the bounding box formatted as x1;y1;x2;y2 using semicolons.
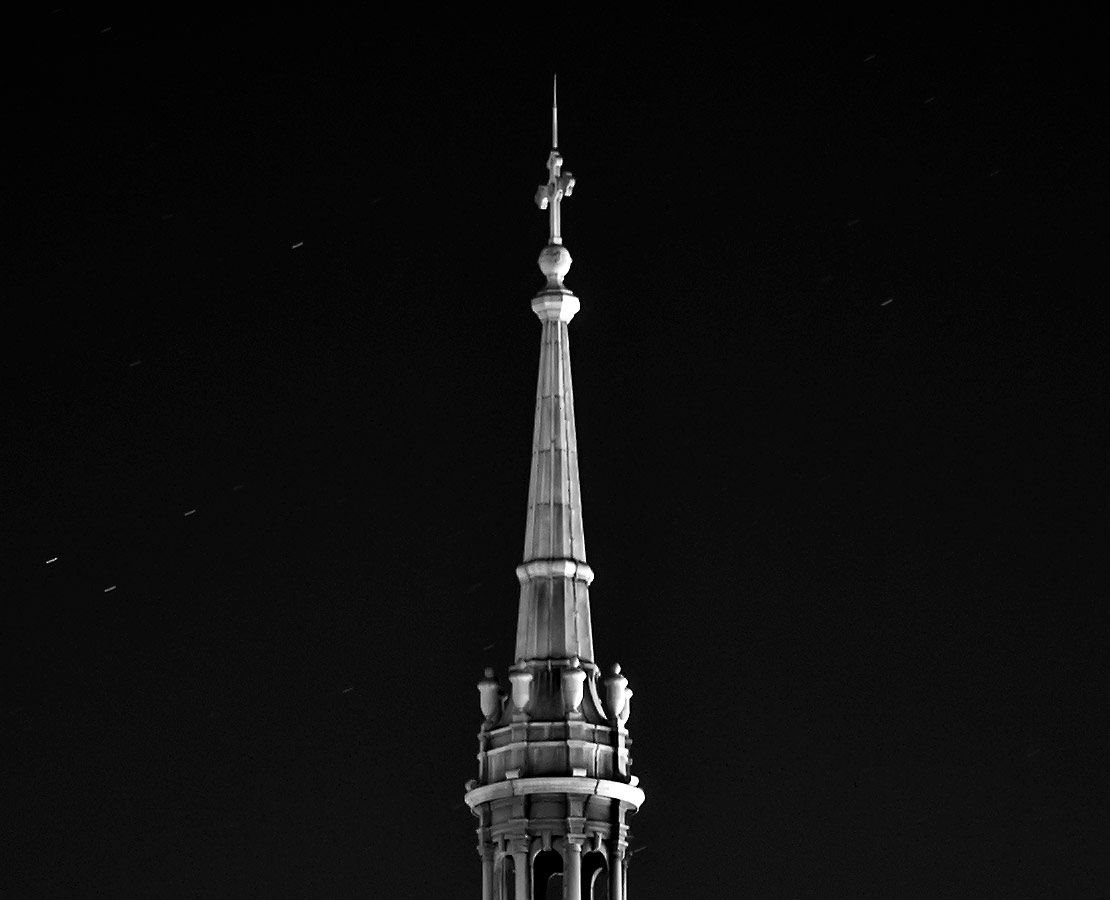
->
8;9;1106;899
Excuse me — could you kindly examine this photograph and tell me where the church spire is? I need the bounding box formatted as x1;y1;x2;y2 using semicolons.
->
465;86;644;900
517;75;590;664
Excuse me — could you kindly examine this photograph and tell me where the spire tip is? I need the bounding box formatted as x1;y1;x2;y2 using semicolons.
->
552;74;558;149
535;77;574;248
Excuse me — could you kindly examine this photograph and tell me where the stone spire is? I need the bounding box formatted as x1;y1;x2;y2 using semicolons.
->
465;81;645;900
516;75;593;664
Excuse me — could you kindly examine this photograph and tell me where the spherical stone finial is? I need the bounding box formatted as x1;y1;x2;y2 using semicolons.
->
538;243;573;287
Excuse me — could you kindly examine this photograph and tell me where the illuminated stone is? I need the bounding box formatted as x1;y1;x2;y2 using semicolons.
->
465;82;644;900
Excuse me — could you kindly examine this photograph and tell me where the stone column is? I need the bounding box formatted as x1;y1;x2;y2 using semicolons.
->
513;849;529;900
565;839;583;900
609;847;623;900
480;845;494;900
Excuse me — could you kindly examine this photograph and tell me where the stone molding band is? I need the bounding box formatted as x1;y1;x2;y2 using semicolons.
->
531;290;580;322
516;558;595;585
464;776;645;811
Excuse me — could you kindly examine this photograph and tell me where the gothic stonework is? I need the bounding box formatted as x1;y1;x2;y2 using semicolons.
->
464;81;644;900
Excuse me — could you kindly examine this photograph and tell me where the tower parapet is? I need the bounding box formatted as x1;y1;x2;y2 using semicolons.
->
464;80;644;900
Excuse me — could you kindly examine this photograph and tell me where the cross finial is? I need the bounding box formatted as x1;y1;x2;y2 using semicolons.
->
534;75;575;246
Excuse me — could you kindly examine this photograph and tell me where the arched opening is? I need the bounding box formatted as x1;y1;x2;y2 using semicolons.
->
500;854;515;900
533;849;563;900
582;850;609;900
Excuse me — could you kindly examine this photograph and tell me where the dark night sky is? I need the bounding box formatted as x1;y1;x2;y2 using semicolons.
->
7;9;1107;899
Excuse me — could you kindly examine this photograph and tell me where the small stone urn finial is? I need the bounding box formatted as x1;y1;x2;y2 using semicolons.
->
603;663;628;722
477;667;501;721
562;656;587;716
508;661;534;714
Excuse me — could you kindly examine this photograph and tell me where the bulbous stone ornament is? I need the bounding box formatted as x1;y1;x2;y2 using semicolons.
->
562;656;587;715
538;243;573;288
509;664;534;713
603;662;628;721
477;667;501;720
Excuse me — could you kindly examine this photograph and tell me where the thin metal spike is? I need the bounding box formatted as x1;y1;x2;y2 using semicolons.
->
552;74;558;148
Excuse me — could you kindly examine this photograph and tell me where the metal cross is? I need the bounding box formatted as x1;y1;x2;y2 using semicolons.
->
535;76;575;245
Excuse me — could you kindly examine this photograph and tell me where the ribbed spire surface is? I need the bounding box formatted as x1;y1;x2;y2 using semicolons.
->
514;83;594;663
522;320;585;564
